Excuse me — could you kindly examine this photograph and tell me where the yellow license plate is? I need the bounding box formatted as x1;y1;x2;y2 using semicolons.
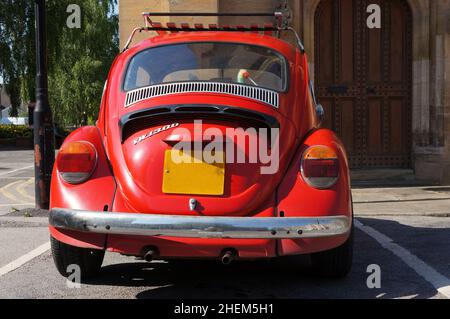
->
162;150;225;195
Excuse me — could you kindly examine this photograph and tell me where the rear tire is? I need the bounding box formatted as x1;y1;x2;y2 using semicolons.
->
310;225;354;278
50;236;105;280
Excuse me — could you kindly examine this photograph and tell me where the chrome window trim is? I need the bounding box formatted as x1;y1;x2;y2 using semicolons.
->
124;82;280;108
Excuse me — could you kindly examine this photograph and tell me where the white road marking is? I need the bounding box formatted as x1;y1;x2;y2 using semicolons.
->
355;219;450;299
0;165;34;177
0;242;50;277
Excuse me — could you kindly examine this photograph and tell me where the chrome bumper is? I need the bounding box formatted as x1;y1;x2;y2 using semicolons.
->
49;208;351;239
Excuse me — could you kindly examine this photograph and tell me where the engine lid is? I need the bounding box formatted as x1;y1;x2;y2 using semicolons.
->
114;114;297;216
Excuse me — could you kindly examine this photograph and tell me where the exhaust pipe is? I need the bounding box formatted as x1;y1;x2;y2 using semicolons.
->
143;248;157;262
221;250;236;265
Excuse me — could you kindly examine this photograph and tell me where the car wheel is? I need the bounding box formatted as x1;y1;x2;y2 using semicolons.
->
310;225;354;278
50;236;105;280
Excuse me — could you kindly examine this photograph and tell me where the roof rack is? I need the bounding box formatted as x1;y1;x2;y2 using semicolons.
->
122;10;305;53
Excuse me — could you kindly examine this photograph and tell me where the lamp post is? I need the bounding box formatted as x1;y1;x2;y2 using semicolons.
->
34;0;55;209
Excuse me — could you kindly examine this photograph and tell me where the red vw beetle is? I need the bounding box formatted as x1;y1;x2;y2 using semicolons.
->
49;11;353;279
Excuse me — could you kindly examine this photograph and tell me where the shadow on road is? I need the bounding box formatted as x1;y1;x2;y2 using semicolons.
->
357;217;450;280
79;225;442;299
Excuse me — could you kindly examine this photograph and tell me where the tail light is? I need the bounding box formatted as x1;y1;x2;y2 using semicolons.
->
301;145;339;189
57;141;97;184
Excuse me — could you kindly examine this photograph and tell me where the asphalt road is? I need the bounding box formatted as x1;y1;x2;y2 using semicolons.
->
0;149;449;299
0;149;35;215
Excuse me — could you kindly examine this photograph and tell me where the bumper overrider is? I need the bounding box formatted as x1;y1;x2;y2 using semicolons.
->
49;208;351;239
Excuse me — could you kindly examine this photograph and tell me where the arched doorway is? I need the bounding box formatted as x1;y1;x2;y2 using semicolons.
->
314;0;412;168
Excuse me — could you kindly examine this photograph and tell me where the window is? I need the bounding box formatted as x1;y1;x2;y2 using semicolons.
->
123;42;287;92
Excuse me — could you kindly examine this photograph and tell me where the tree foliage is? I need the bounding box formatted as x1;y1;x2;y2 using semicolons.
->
0;0;118;125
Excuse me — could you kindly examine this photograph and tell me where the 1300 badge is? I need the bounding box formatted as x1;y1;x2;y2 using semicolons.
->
133;123;179;145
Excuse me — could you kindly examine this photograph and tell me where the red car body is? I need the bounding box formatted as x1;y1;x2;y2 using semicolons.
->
49;28;353;278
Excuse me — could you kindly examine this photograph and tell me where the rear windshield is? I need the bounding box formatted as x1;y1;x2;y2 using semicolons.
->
123;42;287;92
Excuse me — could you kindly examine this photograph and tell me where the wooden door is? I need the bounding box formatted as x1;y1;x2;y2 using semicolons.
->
314;0;412;168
